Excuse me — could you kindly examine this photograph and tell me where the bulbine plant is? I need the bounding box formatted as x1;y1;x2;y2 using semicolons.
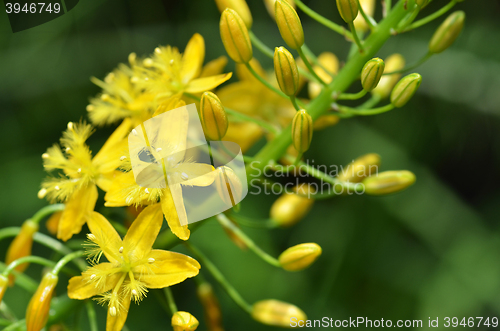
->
1;0;466;330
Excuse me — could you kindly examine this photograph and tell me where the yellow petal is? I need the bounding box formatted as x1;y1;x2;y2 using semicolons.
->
185;73;232;93
170;162;215;187
181;33;205;85
104;172;141;207
67;264;121;300
87;212;123;262
106;293;131;331
200;56;228;78
95;171;116;193
123;204;163;259
136;250;200;288
92;118;132;173
217;81;262;115
161;186;190;240
57;184;98;241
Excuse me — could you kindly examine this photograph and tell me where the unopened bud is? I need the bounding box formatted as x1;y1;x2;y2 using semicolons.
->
252;299;307;327
26;272;58;331
0;275;8;303
371;54;405;99
215;0;252;28
336;0;358;23
264;0;295;20
274;47;300;96
5;219;39;285
429;11;465;54
291;109;313;154
200;92;228;141
338;153;381;183
197;283;223;331
215;166;243;208
220;8;253;63
279;243;322;271
361;58;385;91
362;170;416;195
275;0;304;50
270;184;315;227
172;311;199;331
390;73;422;108
354;0;375;32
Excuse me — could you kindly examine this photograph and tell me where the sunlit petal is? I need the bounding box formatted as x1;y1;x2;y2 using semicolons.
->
185;73;232;93
171;162;215;187
161;186;189;240
92;118;132;173
123;204;163;259
180;33;205;84
87;212;123;262
106;293;131;331
67;264;121;300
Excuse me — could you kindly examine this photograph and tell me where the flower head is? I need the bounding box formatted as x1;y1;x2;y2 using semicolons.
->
39;120;129;241
68;206;200;330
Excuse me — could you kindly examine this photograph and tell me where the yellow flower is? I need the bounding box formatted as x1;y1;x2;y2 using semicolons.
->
39;120;129;241
5;220;38;285
134;34;232;102
68;207;200;331
105;102;215;240
26;272;58;331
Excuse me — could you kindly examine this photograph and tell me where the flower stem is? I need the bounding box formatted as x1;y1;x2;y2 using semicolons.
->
337;89;367;100
297;47;327;86
228;213;277;229
290;96;300;111
357;0;377;31
302;44;334;78
52;250;86;275
348;22;365;53
0;262;37;292
2;256;55;277
334;103;395;116
31;204;65;224
163;287;178;315
248;31;274;59
85;300;99;331
185;242;253;314
244;62;289;99
293;0;353;39
384;0;392;17
402;0;457;32
383;52;432;75
216;214;281;267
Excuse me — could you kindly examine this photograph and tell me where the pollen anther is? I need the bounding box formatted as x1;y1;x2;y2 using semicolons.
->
120;156;126;161
119;246;124;253
148;258;155;264
109;306;117;317
38;188;47;199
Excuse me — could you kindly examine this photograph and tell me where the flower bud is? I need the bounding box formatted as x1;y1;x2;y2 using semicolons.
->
429;11;465;54
279;243;322;271
5;219;39;285
220;8;253;63
197;283;223;331
200;92;228;141
275;0;304;50
45;211;62;236
371;54;405;99
338;153;380;183
252;300;307;327
361;58;385;92
172;311;199;331
270;184;315;227
390;73;422;108
26;272;58;331
336;0;358;23
274;47;300;96
354;0;375;32
291;109;313;154
264;0;295;20
215;166;243;208
214;0;252;28
0;275;8;303
362;170;416;195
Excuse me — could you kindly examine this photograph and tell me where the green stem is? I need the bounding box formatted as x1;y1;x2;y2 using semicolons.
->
334;103;394;116
248;31;274;59
164;287;178;315
228;214;277;229
297;47;327;86
359;94;381;108
290;96;300;111
31;204;65;224
85;301;99;331
294;0;353;39
2;256;55;276
216;214;281;267
302;44;334;78
154;218;208;249
357;0;377;30
402;0;456;32
245;62;289;98
246;0;414;180
383;52;432;75
52;251;86;275
337;89;367;100
3;319;25;331
385;0;392;17
348;22;365;53
0;262;37;292
185;242;253;314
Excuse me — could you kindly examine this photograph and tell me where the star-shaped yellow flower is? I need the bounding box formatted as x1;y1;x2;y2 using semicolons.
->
68;204;200;331
105;100;215;240
39;120;130;241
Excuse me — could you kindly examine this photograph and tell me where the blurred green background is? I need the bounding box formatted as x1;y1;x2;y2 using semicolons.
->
1;0;500;330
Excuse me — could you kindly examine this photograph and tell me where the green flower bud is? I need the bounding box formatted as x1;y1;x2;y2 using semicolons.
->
390;73;422;108
171;311;199;331
371;54;405;99
279;243;322;271
220;8;253;63
274;46;300;96
270;184;315;228
429;11;465;54
214;0;252;28
200;92;228;140
291;109;313;153
336;0;359;23
252;300;307;327
361;58;385;92
362;170;416;195
264;0;296;20
275;0;304;50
